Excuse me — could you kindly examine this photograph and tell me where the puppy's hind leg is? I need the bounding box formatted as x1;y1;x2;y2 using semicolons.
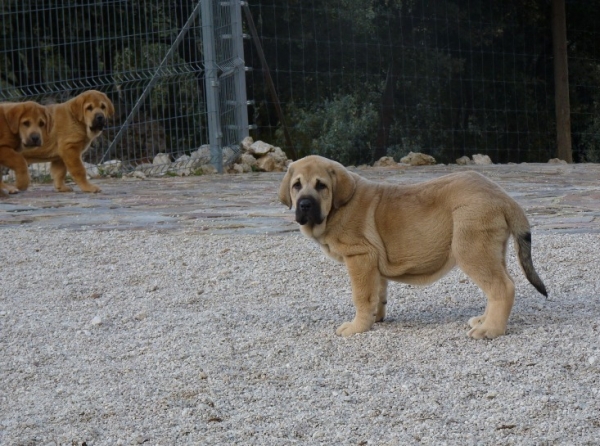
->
465;270;514;339
50;159;73;192
454;230;515;339
375;277;388;322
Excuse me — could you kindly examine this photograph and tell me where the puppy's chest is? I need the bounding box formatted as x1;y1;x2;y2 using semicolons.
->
318;241;344;263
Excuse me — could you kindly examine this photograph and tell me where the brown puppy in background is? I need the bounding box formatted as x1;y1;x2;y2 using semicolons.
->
279;155;547;339
0;101;52;196
22;90;114;193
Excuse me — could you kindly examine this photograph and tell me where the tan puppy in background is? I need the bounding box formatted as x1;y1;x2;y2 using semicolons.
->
279;155;547;339
22;90;114;193
0;101;52;196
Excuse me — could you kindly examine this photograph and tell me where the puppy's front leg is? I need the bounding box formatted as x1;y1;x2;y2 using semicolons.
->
62;147;101;193
336;254;380;337
0;149;30;191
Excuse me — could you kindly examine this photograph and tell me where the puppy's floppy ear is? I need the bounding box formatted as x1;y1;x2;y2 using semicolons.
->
44;106;53;134
98;91;115;117
106;96;115;118
329;161;356;209
278;164;294;209
69;92;86;118
5;104;22;135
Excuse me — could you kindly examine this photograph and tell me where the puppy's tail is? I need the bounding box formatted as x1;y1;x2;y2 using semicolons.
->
508;205;548;297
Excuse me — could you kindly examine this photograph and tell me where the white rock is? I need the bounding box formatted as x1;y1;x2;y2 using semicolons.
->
255;153;288;172
222;146;238;163
400;151;436;166
241;136;254;152
228;163;244;174
28;162;52;179
190;145;211;164
152;153;171;165
91;316;102;326
312;430;325;439
83;162;101;179
456;155;473;165
241;153;257;171
373;156;398;167
472;154;493;165
130;171;146;179
248;140;274;156
271;146;288;163
200;165;218;175
548;158;568;164
589;356;597;366
101;160;122;175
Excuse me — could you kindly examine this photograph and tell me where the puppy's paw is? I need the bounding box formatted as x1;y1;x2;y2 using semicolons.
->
335;320;371;337
15;178;30;191
468;315;486;328
56;185;74;192
467;324;505;339
4;184;19;194
81;185;101;193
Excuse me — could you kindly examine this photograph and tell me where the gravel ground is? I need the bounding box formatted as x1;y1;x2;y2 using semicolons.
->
1;228;599;445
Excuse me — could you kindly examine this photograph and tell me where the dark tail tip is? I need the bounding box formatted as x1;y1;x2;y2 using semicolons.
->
534;282;548;298
517;231;548;298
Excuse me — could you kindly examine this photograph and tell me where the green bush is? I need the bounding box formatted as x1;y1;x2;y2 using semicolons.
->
278;94;379;166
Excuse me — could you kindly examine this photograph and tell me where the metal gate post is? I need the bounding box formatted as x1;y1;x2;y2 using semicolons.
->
231;1;249;143
201;0;223;173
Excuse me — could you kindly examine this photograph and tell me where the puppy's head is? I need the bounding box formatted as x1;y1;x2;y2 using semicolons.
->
70;90;115;137
279;155;356;236
6;101;52;148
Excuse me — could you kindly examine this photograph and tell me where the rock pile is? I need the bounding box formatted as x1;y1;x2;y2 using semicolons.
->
456;154;493;165
7;138;291;183
400;151;437;166
228;137;291;174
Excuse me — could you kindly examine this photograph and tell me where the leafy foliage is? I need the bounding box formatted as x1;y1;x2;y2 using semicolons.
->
247;0;599;163
278;94;379;166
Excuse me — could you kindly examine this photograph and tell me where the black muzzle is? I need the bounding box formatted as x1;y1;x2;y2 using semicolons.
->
295;196;323;225
90;113;106;131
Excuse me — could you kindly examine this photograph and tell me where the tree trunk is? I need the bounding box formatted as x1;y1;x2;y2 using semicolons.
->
373;61;397;162
552;0;573;163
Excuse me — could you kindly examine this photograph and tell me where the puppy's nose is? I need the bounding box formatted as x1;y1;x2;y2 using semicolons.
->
298;198;313;212
93;113;106;124
29;133;41;145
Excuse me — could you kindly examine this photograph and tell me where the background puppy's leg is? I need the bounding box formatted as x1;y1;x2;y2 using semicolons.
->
0;149;30;191
375;277;388;322
50;159;73;192
0;180;11;196
62;147;101;193
453;230;515;339
336;254;380;336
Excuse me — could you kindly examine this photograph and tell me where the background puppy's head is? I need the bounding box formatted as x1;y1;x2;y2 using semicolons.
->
279;155;356;228
5;101;52;148
70;90;115;137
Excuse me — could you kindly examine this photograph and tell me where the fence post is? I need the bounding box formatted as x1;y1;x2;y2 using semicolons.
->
201;0;224;173
231;1;249;144
552;0;573;163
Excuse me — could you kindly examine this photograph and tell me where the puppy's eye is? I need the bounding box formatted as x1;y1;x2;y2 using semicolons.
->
86;105;93;111
292;181;302;191
39;120;45;127
23;120;31;127
101;103;106;110
315;181;327;191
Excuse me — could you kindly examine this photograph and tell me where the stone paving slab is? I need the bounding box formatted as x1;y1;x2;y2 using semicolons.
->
1;163;599;234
